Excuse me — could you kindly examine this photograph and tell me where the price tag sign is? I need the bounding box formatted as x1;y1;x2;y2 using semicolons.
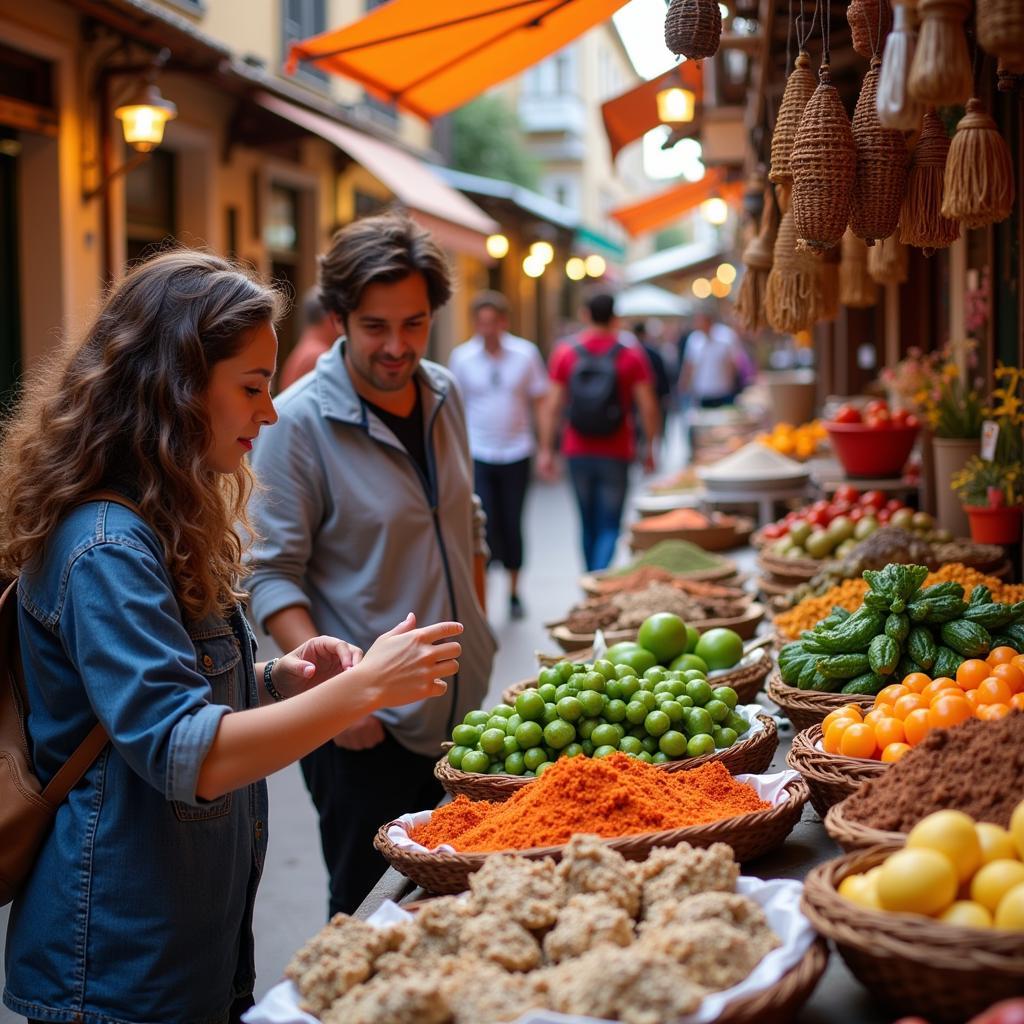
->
981;420;1000;461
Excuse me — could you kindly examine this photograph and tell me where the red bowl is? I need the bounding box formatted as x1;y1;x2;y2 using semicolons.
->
824;422;919;478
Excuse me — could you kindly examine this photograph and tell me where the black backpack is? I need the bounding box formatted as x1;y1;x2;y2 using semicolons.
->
566;340;624;437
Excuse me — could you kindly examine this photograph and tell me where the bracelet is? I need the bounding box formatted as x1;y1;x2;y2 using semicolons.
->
263;658;286;702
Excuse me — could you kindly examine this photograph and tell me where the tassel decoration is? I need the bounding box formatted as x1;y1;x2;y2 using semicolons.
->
977;0;1024;76
868;232;910;284
736;187;780;331
765;210;823;333
839;229;879;307
899;109;959;254
877;0;925;129
908;0;972;106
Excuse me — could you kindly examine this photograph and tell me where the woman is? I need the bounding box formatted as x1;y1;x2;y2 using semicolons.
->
0;250;462;1024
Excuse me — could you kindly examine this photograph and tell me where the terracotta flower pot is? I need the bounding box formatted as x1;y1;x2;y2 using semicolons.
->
964;504;1023;545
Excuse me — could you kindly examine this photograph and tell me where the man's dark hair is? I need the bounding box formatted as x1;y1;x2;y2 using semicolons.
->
301;288;327;327
470;290;509;317
318;212;452;324
586;293;616;326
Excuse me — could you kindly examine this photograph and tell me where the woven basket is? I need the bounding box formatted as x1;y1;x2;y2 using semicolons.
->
848;0;893;58
580;563;741;592
876;0;925;130
756;550;821;581
867;231;909;284
824;793;906;852
979;0;1024;74
839;228;878;307
786;724;889;817
766;672;875;732
850;59;910;246
665;0;722;59
802;846;1024;1022
764;211;822;332
790;66;857;253
374;777;811;894
899;108;960;253
769;52;817;195
435;713;780;801
908;0;972;106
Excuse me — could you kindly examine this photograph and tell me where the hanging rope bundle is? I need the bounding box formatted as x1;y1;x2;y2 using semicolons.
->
851;57;910;245
769;52;817;210
977;0;1024;75
765;209;823;332
868;232;910;284
819;244;842;321
839;228;879;307
877;0;925;129
848;0;892;58
899;108;960;254
940;98;1016;229
908;0;973;106
736;186;780;331
665;0;722;60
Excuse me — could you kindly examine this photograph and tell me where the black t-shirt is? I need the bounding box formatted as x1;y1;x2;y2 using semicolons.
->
364;386;430;492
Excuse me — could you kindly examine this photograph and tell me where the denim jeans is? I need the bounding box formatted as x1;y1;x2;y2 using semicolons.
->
567;456;630;572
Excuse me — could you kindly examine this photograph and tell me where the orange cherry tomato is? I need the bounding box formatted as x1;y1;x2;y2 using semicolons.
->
902;672;932;693
862;707;891;729
903;707;932;746
976;676;1013;706
892;693;929;720
957;659;992;689
929;687;965;706
977;702;1011;721
987;646;1019;666
881;741;912;763
823;718;856;754
928;694;973;731
990;663;1024;695
921;677;958;702
1010;692;1024;712
1011;654;1024;676
965;688;984;710
873;716;906;748
839;722;878;760
874;683;909;707
823;705;863;731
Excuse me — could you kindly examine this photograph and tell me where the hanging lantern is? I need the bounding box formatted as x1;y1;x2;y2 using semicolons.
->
790;65;857;253
977;0;1024;75
769;51;817;212
664;0;723;60
941;98;1015;229
899;108;960;255
839;228;879;307
848;0;893;59
877;0;925;129
908;0;972;106
656;86;697;123
868;232;910;284
735;185;780;331
765;210;823;333
851;58;910;246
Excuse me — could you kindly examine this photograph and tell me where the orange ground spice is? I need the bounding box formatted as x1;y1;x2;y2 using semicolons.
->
410;754;770;853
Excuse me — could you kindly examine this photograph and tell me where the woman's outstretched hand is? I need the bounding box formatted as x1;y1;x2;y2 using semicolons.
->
276;634;364;696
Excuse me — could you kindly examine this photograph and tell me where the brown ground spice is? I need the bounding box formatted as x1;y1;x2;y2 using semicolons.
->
410;755;770;852
842;712;1024;832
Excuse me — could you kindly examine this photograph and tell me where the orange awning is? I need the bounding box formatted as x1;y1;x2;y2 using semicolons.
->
609;171;744;237
286;0;629;120
602;63;703;160
257;93;498;253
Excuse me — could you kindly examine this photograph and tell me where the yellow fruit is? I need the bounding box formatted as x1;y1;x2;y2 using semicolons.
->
838;872;881;909
1011;799;1024;860
938;900;993;929
994;881;1024;930
970;859;1024;913
877;848;958;916
976;822;1018;865
907;810;982;883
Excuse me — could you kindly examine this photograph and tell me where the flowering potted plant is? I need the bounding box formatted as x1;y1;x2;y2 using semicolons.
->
951;365;1024;545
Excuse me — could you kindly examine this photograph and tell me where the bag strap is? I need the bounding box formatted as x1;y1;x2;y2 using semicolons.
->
36;490;143;806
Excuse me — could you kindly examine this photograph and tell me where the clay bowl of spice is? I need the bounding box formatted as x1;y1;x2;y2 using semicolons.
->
377;754;810;895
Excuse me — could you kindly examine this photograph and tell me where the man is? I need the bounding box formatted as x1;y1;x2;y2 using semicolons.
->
247;213;496;916
448;291;549;620
632;320;672;438
678;309;745;408
538;293;660;572
277;289;337;390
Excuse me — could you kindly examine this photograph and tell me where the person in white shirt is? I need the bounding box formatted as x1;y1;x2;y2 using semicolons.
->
449;292;549;619
679;311;745;408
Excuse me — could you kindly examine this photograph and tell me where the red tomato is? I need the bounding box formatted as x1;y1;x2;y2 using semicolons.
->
860;490;887;509
761;523;786;539
886;498;904;512
866;410;891;429
807;508;831;528
834;484;861;504
890;408;909;427
865;399;889;417
877;508;892;523
903;413;919;429
830;500;853;515
849;506;865;522
833;405;863;424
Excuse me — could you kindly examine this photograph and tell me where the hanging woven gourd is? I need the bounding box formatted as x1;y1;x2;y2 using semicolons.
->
977;0;1024;75
790;64;857;252
819;245;842;321
769;51;817;212
851;58;910;245
765;210;823;333
899;108;960;254
877;0;925;129
839;228;879;307
736;186;780;332
848;0;892;58
868;232;910;284
908;0;972;106
941;98;1016;229
665;0;722;60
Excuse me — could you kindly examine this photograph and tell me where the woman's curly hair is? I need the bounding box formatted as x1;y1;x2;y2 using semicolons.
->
0;249;284;621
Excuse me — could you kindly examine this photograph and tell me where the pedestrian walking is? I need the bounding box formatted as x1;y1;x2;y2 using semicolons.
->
247;213;496;918
449;291;549;620
678;309;745;408
0;250;461;1024
277;288;338;390
632;320;672;437
538;293;660;572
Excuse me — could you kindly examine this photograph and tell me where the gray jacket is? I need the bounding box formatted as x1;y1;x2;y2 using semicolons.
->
247;340;496;756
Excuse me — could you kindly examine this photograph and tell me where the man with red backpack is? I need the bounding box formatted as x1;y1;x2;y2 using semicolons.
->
538;293;660;572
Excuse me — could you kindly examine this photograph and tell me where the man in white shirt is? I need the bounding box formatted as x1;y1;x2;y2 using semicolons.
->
679;311;745;408
449;292;549;619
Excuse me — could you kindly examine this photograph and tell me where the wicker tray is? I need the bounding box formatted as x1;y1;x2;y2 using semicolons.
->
435;712;780;801
765;672;874;733
802;845;1024;1022
756;550;822;581
580;562;741;593
785;724;888;817
374;777;811;894
629;516;755;553
757;575;805;599
824;794;905;853
580;574;750;600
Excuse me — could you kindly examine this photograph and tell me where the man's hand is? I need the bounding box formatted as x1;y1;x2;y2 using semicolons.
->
537;448;559;481
333;714;386;749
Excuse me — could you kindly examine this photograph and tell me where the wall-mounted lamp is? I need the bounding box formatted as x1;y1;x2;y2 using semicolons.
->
656;86;696;124
701;197;729;225
522;254;546;278
114;81;177;153
529;240;554;264
584;254;606;278
486;233;510;259
565;257;586;281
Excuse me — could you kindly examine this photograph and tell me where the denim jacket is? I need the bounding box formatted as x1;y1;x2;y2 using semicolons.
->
3;500;268;1024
